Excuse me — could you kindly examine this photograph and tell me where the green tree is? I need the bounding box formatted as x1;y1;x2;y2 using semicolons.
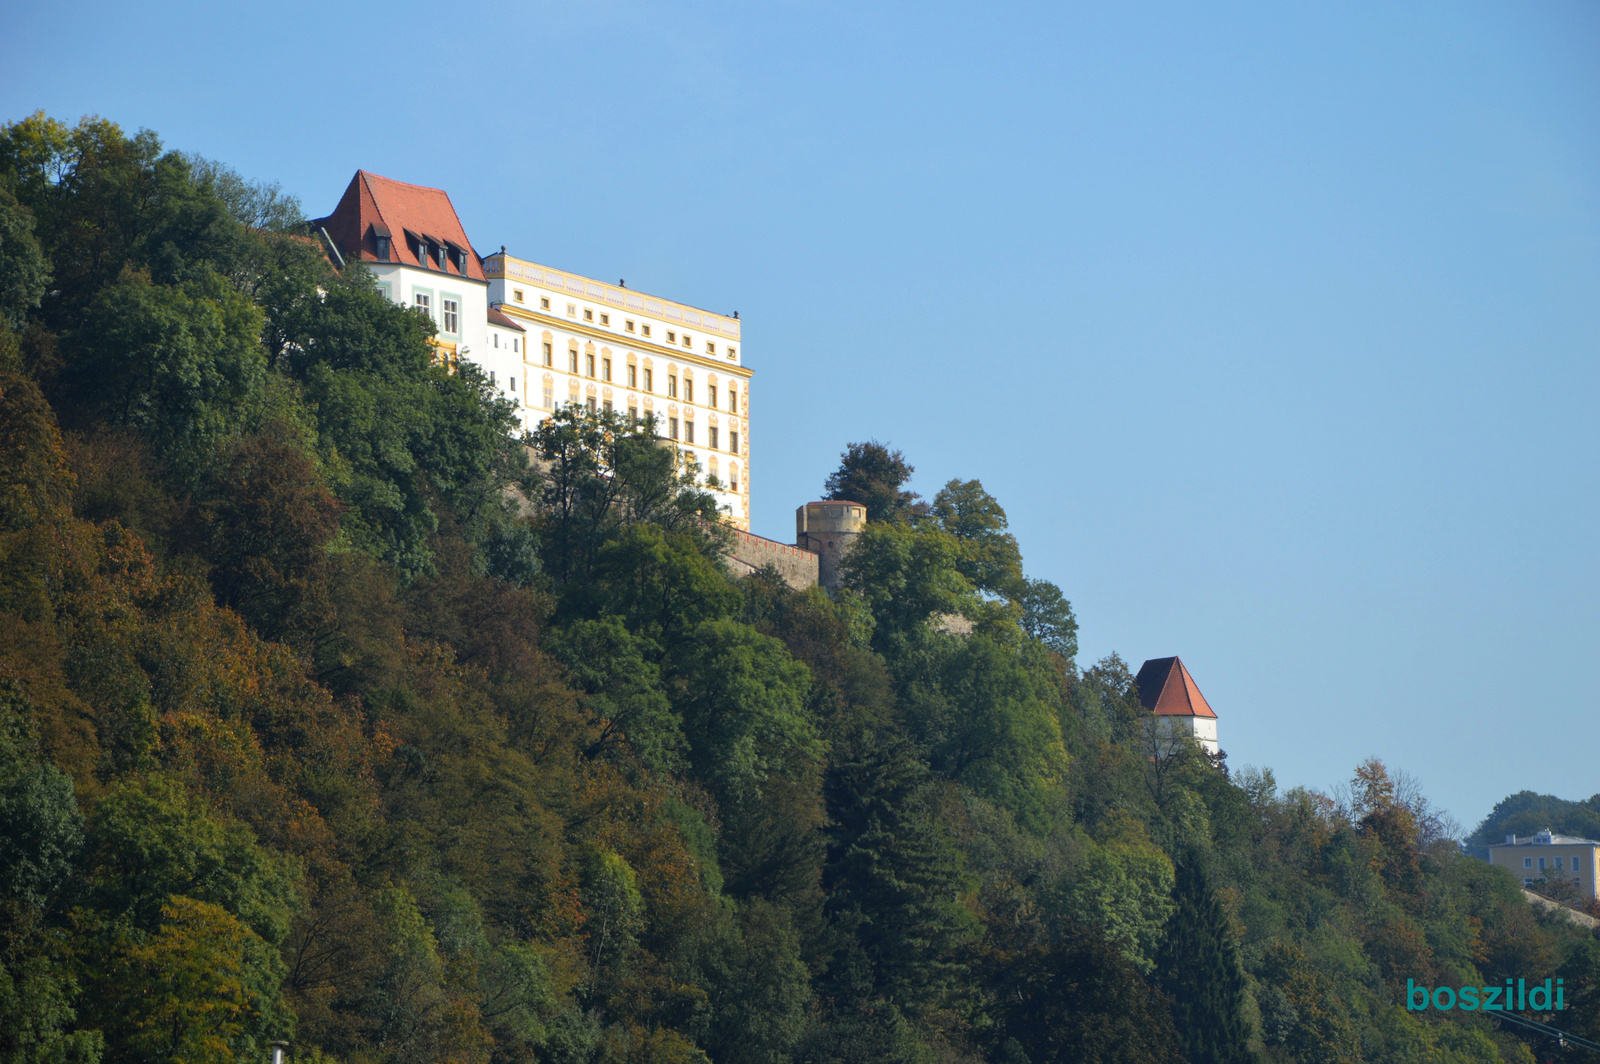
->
838;522;976;654
76;776;299;945
824;441;923;524
1155;859;1254;1064
194;426;342;646
546;616;684;774
1013;576;1079;662
822;729;969;1014
0;189;49;329
64;269;268;482
930;478;1022;593
0;684;100;1064
983;919;1185;1064
669;619;820;806
87;896;287;1064
530;405;720;587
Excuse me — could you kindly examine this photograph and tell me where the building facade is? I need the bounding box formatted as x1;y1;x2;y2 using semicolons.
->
1488;830;1600;901
314;172;753;530
481;252;752;529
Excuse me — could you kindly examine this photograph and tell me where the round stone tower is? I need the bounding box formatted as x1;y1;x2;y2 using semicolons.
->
796;500;868;589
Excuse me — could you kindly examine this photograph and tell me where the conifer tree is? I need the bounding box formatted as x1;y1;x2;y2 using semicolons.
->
1156;858;1255;1064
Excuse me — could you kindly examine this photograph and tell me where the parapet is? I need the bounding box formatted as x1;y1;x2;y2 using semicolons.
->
796;500;867;538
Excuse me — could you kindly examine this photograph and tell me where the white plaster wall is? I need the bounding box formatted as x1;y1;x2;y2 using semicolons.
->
481;258;752;527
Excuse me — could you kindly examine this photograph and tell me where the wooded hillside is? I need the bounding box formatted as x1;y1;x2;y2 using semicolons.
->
0;113;1595;1064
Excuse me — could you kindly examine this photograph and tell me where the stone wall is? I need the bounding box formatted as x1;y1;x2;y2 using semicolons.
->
725;529;819;590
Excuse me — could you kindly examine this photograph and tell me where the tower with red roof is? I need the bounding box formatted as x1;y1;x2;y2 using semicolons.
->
1135;656;1220;756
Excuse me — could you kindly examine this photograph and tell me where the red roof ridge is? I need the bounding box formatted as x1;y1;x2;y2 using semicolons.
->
1135;656;1217;719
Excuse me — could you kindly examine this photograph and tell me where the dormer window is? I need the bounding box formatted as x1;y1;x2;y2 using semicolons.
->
369;222;393;262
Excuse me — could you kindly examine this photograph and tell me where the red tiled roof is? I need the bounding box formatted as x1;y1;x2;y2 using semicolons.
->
311;170;486;282
1135;656;1217;719
487;307;525;331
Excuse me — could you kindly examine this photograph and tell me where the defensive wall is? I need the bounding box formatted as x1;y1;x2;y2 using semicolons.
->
725;529;821;590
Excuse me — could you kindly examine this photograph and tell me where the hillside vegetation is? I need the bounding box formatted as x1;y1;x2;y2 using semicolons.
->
0;113;1596;1064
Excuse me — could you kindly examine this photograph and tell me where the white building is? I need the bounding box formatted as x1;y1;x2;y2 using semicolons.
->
313;172;753;530
313;171;493;374
1135;656;1220;756
482;252;753;530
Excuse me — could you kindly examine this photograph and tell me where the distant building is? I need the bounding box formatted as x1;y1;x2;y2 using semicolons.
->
1135;656;1219;756
312;172;754;529
1489;830;1600;901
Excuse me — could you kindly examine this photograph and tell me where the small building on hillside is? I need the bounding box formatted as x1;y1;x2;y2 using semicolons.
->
1489;830;1600;901
1135;656;1219;756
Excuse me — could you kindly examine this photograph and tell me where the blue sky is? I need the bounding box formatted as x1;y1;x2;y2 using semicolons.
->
3;1;1596;830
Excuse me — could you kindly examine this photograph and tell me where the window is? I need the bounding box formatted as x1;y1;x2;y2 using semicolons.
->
644;368;653;392
584;308;593;322
376;282;393;302
489;371;496;385
569;350;579;373
1525;858;1533;868
684;422;694;444
513;289;524;302
729;347;736;359
603;400;613;414
600;313;610;326
513;338;519;353
510;376;516;393
682;333;692;348
626;320;635;332
375;235;391;261
628;402;638;422
442;299;459;334
707;342;716;355
627;365;637;388
586;396;597;413
709;385;718;409
543;342;553;366
543;381;554;408
730;431;739;454
586;353;596;378
493;334;500;349
668;375;678;398
730;390;738;414
709;426;719;450
731;471;739;493
602;358;612;382
541;297;550;309
1525;878;1534;886
669;417;679;440
1539;857;1547;871
684;379;694;403
666;331;676;343
1556;857;1565;870
567;303;577;317
642;324;651;338
415;293;431;317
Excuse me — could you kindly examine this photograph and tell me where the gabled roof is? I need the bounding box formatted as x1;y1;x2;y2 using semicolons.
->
311;170;486;282
1135;656;1217;719
487;307;526;331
